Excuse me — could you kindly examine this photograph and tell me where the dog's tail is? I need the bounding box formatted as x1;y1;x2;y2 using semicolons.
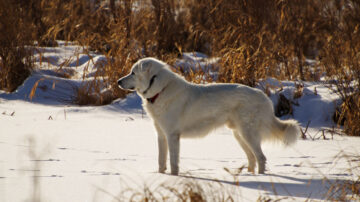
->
269;117;299;146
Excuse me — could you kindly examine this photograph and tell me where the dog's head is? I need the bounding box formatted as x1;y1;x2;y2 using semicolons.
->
118;57;168;98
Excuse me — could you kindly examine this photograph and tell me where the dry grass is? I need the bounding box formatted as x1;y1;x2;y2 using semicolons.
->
320;0;360;136
0;0;34;92
94;174;236;202
1;0;360;135
325;151;360;201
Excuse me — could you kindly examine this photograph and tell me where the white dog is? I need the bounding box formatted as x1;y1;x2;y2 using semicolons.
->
118;57;299;175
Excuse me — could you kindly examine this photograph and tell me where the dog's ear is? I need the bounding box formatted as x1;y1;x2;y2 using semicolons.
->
140;60;152;73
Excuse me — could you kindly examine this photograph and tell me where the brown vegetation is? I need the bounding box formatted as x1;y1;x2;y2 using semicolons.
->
0;0;34;92
0;0;359;135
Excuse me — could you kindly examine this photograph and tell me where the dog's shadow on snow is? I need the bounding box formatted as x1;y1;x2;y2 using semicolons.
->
178;173;346;200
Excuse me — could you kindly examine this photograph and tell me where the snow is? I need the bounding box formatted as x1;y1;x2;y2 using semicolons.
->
1;42;359;202
174;52;220;80
260;79;341;128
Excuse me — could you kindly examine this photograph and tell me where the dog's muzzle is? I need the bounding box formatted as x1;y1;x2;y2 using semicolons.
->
117;79;123;86
117;79;127;89
117;79;135;90
117;79;126;89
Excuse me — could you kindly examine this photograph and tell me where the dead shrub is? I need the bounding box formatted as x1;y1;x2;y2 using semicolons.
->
275;0;327;81
0;50;33;92
321;0;360;136
0;0;34;92
218;44;272;87
215;0;329;84
333;94;360;136
209;0;279;86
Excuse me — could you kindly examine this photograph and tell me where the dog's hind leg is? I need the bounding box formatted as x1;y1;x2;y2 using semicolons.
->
167;132;180;175
233;131;256;173
238;125;267;174
155;124;168;173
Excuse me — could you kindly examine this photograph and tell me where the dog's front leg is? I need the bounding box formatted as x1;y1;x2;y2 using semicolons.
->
155;124;168;173
167;132;180;175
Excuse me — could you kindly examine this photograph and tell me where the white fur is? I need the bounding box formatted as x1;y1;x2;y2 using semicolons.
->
118;57;300;175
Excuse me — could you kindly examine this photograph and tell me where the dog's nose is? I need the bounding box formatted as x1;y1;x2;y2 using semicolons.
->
117;79;122;86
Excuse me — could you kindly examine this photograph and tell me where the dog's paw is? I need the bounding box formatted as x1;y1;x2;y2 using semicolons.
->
248;167;255;173
159;167;166;173
170;169;179;176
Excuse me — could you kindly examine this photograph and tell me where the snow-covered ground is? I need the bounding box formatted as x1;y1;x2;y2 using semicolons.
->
1;42;359;201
